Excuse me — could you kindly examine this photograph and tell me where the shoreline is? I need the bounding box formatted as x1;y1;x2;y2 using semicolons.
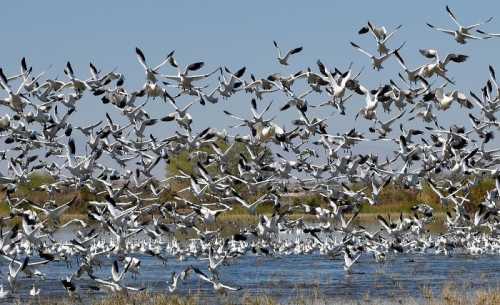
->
15;285;500;305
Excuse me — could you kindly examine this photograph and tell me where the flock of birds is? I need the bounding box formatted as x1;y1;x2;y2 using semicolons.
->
1;5;500;301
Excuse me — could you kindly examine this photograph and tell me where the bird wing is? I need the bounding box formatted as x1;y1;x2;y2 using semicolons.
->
351;42;373;58
53;196;78;213
385;110;406;126
367;21;380;41
219;282;241;291
462;32;487;40
426;23;455;36
192;267;211;282
284;46;303;60
111;260;121;282
26;259;51;266
381;25;403;42
273;40;282;58
446;5;461;27
187;68;220;81
135;47;148;70
153;51;175;72
376;215;392;232
124;285;145;291
162;74;182;81
443;53;468;65
222;110;246;122
427;179;444;199
464;16;493;30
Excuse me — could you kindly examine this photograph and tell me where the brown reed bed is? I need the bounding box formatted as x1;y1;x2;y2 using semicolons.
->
22;284;500;305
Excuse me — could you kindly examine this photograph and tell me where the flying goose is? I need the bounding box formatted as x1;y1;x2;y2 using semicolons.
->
273;41;303;65
427;6;492;44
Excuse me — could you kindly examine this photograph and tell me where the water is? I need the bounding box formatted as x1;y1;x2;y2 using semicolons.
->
2;253;500;304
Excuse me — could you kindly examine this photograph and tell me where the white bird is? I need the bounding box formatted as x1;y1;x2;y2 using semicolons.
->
0;68;32;112
135;47;174;83
30;196;77;224
351;41;405;70
192;267;241;293
360;22;403;55
0;285;10;299
29;283;40;297
273;41;303;65
89;260;144;292
7;257;28;291
162;57;219;90
343;248;361;273
427;6;492;44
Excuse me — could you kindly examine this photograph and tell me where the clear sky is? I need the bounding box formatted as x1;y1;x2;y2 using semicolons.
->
2;1;498;80
2;1;500;176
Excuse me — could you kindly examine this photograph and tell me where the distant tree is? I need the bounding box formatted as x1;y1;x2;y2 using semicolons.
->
166;139;273;178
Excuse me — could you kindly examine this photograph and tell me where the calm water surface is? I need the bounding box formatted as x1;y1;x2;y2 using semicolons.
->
1;252;499;304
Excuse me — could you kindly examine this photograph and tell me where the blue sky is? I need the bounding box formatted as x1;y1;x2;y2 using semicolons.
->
3;1;498;87
2;1;500;176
